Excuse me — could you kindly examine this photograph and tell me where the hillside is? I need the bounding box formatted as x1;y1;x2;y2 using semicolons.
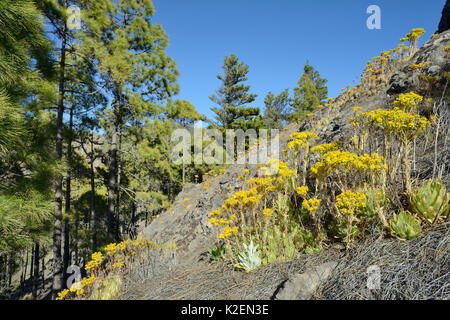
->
114;30;450;300
2;1;449;302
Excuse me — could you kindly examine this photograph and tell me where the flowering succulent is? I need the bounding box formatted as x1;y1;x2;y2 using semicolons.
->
310;150;385;179
263;208;274;218
287;131;319;151
105;243;117;257
302;198;322;213
296;186;309;197
85;252;103;272
56;289;70;300
336;191;367;216
310;142;341;155
219;225;239;239
355;108;430;142
409;62;430;71
393;92;423;111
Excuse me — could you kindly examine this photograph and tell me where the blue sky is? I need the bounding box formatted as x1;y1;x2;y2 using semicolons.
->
151;0;445;121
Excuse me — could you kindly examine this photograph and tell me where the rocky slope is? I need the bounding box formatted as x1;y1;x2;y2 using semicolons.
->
128;30;450;300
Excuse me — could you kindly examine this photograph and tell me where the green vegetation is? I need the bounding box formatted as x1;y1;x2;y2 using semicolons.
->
209;54;262;131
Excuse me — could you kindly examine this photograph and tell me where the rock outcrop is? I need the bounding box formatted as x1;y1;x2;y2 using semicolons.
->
438;0;450;34
274;261;337;300
388;30;450;94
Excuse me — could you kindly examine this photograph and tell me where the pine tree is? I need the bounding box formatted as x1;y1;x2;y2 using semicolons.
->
209;54;261;130
0;0;55;297
292;61;328;120
82;0;179;240
263;89;291;129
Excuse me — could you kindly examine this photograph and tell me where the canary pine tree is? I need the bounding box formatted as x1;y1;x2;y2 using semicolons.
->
81;0;179;240
292;62;328;120
263;89;292;129
0;0;55;296
209;54;261;130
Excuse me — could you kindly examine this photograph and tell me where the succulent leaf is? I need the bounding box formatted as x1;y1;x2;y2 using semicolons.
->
390;211;422;240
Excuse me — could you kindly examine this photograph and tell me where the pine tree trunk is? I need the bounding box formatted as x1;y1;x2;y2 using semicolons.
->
30;245;34;281
115;130;122;241
32;242;39;299
131;140;137;239
23;250;28;290
107;95;120;237
63;219;70;288
62;104;73;286
41;246;45;293
90;134;97;251
8;253;13;289
20;251;25;291
75;183;79;264
52;9;67;300
0;254;4;292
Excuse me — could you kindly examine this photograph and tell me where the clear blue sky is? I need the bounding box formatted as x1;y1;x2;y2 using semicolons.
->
151;0;445;121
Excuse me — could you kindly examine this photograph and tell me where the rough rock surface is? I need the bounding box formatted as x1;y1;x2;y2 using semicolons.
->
388;29;450;95
274;261;338;300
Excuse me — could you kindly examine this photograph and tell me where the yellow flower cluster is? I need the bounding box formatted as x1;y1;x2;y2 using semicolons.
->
354;108;431;142
393;91;423;111
69;283;84;296
302;198;322;212
405;28;425;45
296;186;309;197
247;176;274;193
310;142;340;155
64;274;99;298
56;289;70;300
263;208;274;218
105;243;117;256
223;188;263;211
57;238;169;300
112;257;125;269
287;131;319;151
85;252;103;271
277;160;297;179
409;61;430;70
204;168;227;180
219;225;239;239
336;191;367;215
311;151;386;178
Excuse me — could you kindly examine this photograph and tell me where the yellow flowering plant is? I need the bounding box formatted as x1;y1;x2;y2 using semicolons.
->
336;191;367;246
56;238;174;300
393;91;423;112
287;131;319;185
